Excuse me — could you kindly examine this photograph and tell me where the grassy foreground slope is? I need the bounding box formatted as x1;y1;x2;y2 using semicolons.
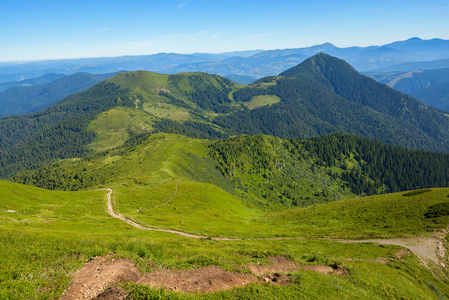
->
11;133;449;238
267;188;449;238
1;178;449;299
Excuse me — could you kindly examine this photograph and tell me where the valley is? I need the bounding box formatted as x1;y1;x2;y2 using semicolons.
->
2;52;449;299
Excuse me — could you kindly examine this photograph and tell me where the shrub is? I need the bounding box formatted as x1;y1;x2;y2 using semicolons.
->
402;189;431;197
424;202;449;218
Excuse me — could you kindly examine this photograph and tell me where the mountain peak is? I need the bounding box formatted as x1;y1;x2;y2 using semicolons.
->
406;37;423;42
279;52;357;80
320;42;336;48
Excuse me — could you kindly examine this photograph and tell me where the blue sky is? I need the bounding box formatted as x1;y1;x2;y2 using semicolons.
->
1;0;448;61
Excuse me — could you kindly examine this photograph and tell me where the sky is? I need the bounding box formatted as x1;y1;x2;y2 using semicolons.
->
1;0;449;62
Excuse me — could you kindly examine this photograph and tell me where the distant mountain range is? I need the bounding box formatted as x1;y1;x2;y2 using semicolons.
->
168;38;449;78
0;73;65;92
0;50;263;83
369;58;449;73
366;68;449;112
1;38;448;83
0;72;118;117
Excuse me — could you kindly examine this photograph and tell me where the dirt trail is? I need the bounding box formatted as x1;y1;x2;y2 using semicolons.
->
340;236;446;269
154;181;179;208
101;189;448;270
101;188;238;241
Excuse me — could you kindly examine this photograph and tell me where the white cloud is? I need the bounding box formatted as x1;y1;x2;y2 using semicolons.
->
178;0;192;9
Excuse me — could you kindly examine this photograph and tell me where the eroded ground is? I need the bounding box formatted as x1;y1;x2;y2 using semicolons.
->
62;255;348;299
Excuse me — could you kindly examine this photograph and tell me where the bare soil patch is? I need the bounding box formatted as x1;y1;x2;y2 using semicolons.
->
63;255;349;299
245;256;298;275
301;265;349;275
96;287;127;300
394;248;411;259
61;254;139;300
138;266;258;293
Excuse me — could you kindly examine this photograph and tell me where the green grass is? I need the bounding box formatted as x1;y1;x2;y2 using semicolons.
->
87;107;155;151
115;186;449;239
4;168;449;240
1;178;449;299
0;180;128;235
107;71;169;93
115;181;260;237
264;188;449;238
244;95;280;110
143;102;190;121
1;228;447;299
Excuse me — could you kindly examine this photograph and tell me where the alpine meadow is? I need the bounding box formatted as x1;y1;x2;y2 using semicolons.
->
2;4;449;297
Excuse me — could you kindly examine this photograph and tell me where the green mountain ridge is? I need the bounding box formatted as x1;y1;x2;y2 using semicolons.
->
0;71;237;177
13;132;449;210
2;53;449;180
5;131;449;241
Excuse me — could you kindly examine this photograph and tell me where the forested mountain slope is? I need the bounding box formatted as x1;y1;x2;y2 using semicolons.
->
214;53;449;152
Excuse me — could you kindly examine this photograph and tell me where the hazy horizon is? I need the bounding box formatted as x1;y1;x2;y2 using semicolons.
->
1;0;449;62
